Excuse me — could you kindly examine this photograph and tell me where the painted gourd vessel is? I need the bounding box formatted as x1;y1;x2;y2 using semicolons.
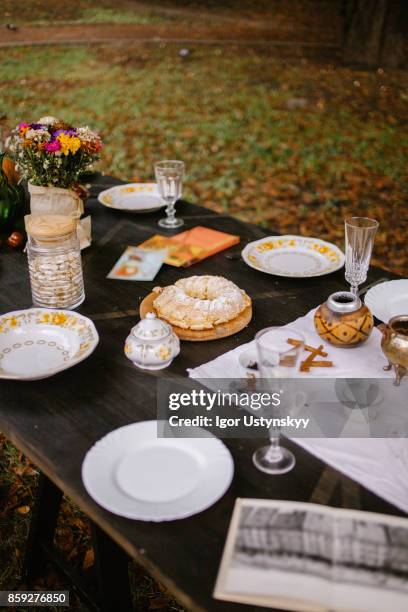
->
314;291;373;347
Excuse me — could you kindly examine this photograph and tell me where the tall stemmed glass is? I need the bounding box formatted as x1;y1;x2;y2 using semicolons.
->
253;327;305;475
155;160;185;229
345;217;378;295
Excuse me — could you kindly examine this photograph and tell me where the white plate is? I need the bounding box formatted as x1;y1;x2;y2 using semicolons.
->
242;235;344;278
98;183;164;213
0;308;98;381
365;279;408;323
82;420;234;521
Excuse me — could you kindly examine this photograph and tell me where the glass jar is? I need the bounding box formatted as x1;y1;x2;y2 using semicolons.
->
25;215;85;310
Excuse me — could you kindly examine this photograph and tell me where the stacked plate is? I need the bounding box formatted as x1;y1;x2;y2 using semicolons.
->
98;183;164;213
82;421;234;521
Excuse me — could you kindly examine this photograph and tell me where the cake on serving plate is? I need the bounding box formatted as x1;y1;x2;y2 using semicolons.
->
152;275;251;330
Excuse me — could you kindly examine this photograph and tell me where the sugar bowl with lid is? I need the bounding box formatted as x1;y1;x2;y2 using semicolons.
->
124;312;180;370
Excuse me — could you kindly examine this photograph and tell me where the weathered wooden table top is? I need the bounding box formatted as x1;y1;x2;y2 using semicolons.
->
0;176;404;612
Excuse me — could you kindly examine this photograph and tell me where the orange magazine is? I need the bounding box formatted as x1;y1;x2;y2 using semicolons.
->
139;226;240;267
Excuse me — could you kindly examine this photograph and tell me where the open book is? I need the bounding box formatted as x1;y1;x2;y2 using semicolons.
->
214;499;408;612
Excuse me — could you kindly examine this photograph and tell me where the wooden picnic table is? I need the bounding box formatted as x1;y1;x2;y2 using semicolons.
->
0;175;404;612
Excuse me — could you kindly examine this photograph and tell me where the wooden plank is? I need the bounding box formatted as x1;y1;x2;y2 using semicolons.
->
0;175;403;612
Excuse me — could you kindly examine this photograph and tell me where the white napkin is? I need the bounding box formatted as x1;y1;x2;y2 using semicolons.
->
294;438;408;514
188;308;393;380
188;309;408;513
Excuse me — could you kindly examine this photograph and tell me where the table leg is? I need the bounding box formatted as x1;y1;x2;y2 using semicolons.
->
23;471;63;583
92;522;134;612
23;471;134;611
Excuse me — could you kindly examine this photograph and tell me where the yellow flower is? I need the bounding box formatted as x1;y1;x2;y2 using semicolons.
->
51;313;68;326
78;342;89;354
257;242;274;252
57;133;81;156
156;346;171;361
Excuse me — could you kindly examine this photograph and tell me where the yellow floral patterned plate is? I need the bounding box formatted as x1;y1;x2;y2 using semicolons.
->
241;235;344;278
98;183;164;213
0;309;99;381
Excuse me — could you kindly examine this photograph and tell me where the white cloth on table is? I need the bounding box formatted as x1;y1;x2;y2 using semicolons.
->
188;309;408;513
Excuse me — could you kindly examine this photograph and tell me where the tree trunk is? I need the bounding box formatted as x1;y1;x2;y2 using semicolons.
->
342;0;407;68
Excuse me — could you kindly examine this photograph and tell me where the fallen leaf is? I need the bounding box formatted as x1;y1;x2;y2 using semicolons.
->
83;547;95;570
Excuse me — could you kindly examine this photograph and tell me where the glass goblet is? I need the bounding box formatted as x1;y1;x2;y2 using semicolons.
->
345;217;378;296
253;327;305;475
154;160;185;229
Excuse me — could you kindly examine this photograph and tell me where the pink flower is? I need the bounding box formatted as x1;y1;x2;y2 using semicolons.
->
45;140;61;152
18;123;29;130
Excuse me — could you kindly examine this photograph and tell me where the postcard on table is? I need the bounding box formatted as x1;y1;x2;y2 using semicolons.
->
214;497;408;612
107;247;167;281
139;226;240;267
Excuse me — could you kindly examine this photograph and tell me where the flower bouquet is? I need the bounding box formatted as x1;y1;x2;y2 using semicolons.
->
8;116;103;247
9;116;102;189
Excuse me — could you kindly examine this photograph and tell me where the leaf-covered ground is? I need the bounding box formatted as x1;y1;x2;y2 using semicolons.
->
1;44;406;273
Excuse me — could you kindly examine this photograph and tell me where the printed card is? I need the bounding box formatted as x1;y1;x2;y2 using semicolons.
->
107;247;166;281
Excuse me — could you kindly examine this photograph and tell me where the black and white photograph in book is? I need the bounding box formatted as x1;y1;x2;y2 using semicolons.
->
214;499;408;612
233;505;408;593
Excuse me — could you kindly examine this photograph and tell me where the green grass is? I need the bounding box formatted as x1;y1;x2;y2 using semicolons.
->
0;0;166;26
27;8;168;27
73;7;162;24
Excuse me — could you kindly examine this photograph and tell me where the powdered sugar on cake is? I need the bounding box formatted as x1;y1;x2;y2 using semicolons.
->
153;275;251;330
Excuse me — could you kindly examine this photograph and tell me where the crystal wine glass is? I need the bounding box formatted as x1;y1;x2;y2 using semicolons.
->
253;327;305;475
345;217;379;295
155;160;185;229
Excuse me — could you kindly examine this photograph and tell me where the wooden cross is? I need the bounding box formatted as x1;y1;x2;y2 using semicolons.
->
287;338;334;372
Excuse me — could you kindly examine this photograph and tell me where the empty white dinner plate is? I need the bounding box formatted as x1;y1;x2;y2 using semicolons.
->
365;279;408;323
82;421;234;521
98;183;164;213
242;235;344;278
0;309;99;381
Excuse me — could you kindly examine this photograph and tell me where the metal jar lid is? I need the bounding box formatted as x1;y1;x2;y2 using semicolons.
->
326;291;362;313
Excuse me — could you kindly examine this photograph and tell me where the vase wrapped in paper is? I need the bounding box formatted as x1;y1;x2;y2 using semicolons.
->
8;116;103;248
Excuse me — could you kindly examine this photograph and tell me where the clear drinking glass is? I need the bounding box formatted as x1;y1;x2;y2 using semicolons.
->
253;327;305;475
345;217;379;295
154;160;185;229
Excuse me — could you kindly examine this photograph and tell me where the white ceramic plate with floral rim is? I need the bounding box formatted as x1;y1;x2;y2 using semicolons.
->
365;279;408;323
98;183;165;213
0;309;99;381
82;420;234;521
241;235;345;278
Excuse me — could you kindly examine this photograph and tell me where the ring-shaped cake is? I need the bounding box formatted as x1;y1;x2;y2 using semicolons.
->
152;275;251;331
